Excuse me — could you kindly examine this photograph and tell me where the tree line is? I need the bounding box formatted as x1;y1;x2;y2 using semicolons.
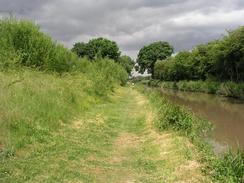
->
72;26;243;82
136;26;244;82
71;38;134;75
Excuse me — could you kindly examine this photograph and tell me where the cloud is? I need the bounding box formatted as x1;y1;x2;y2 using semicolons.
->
1;0;244;58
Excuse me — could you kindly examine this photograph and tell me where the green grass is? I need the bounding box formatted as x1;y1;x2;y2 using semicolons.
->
0;64;126;154
138;84;244;183
0;84;210;182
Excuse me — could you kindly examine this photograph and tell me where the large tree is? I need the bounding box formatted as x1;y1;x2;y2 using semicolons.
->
137;41;174;77
72;37;121;61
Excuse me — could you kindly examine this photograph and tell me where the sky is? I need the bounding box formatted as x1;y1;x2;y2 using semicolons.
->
0;0;244;59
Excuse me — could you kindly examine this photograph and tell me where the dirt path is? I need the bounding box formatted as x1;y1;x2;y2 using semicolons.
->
1;87;211;182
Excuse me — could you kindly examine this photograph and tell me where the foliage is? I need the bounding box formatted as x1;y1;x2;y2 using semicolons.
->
0;18;128;155
0;18;79;73
72;37;121;61
117;55;135;75
209;150;244;183
155;80;244;99
71;42;88;57
0;58;127;155
0;18;128;81
154;26;244;82
141;87;212;139
137;41;174;77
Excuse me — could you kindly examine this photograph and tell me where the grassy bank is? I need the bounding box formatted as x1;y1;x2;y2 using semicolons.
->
0;18;128;154
137;85;244;183
0;61;127;155
147;80;244;100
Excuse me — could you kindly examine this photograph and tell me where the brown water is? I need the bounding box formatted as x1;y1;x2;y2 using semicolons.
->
160;89;244;150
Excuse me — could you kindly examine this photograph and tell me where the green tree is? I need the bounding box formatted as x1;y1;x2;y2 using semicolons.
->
137;41;173;78
213;26;244;82
117;55;135;75
71;42;88;57
72;37;121;61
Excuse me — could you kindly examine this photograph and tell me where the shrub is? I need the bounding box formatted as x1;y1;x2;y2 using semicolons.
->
0;18;78;73
153;26;244;82
158;80;244;99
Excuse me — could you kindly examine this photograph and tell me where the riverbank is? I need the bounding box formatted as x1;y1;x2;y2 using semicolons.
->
159;88;244;149
147;80;244;100
137;85;244;183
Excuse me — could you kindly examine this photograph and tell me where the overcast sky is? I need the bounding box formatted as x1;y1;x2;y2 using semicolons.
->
1;0;244;58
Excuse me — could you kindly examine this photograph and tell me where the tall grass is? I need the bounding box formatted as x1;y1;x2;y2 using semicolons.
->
139;86;212;139
0;61;127;157
0;18;128;159
0;18;78;72
209;150;244;182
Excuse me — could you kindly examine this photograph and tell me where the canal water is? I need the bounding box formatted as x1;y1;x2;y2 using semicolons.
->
160;89;244;151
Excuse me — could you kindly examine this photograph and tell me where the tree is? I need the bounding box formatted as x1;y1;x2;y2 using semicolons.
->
72;37;121;61
71;42;88;57
137;41;173;78
117;55;135;75
214;26;244;82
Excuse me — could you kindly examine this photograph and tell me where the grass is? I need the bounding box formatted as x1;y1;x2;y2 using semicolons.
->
138;84;244;183
0;64;126;155
0;84;211;182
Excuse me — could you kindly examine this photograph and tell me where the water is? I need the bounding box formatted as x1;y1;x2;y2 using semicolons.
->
160;89;244;150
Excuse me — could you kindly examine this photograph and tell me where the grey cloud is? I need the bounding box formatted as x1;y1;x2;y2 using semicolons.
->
1;0;244;58
0;0;49;16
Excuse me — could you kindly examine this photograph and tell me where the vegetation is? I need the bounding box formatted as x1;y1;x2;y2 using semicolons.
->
72;37;121;61
0;17;243;183
0;84;213;182
0;18;128;154
138;85;244;183
72;38;135;75
137;41;174;78
0;18;81;73
138;85;212;140
154;26;244;82
148;80;244;99
117;55;135;75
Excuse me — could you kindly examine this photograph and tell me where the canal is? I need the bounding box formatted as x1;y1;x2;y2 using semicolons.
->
160;89;244;151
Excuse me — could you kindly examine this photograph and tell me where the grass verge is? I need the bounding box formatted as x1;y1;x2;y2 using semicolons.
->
137;84;244;183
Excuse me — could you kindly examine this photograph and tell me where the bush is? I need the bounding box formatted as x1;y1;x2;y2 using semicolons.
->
0;18;129;82
153;26;244;82
158;80;244;99
0;18;78;73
